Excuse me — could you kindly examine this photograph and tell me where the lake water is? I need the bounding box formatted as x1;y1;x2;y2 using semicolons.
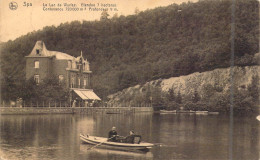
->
0;113;259;160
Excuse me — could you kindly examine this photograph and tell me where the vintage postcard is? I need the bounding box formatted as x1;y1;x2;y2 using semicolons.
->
0;0;259;159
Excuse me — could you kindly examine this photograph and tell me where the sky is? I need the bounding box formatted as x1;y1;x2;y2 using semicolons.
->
0;0;196;42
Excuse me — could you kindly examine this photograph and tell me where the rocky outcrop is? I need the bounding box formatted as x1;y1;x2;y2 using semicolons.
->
108;66;259;105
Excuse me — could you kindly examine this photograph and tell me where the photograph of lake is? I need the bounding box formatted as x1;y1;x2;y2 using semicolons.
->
0;0;259;159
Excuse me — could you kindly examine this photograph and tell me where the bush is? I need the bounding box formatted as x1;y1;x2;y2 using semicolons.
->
166;101;180;110
17;76;69;102
184;101;208;111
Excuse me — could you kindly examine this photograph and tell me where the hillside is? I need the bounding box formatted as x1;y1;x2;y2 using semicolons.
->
0;0;259;101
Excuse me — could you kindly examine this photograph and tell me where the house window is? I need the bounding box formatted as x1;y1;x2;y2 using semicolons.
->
78;78;81;88
34;75;40;84
59;75;64;83
36;49;40;54
85;63;90;71
34;61;39;68
67;61;72;68
71;77;75;88
84;79;87;88
72;61;76;69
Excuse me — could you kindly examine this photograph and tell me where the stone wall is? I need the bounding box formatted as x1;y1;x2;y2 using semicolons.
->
0;107;154;115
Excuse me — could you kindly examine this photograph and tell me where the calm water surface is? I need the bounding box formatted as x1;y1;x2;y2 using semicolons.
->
0;113;259;160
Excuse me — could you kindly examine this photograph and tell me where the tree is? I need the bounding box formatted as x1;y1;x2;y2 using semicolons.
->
151;85;165;107
192;89;200;103
248;75;259;102
233;87;255;114
16;76;69;102
134;7;140;14
18;77;37;101
111;13;119;21
167;87;175;102
144;85;152;103
176;91;182;104
100;11;109;21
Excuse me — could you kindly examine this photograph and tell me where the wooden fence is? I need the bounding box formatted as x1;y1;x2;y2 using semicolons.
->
0;100;153;108
0;100;71;108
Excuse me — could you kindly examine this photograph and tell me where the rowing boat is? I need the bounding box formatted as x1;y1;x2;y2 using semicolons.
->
208;112;219;115
195;111;208;114
177;110;195;113
160;110;177;113
80;134;154;152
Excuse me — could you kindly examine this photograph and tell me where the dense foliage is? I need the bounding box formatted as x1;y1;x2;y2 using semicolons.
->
18;76;69;101
0;0;259;101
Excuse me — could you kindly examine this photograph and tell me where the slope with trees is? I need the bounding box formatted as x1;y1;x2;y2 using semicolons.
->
0;0;258;101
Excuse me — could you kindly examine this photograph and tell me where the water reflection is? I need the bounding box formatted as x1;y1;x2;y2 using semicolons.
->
0;113;259;160
79;144;153;160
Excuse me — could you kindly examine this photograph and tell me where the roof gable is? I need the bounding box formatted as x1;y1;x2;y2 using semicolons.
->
27;41;74;60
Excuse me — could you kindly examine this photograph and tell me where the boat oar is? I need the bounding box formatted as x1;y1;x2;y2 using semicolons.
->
153;143;164;147
87;136;114;150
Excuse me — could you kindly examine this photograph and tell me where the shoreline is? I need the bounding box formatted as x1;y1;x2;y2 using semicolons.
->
1;106;259;115
0;107;154;115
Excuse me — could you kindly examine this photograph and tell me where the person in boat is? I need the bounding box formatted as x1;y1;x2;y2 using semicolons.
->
125;130;136;144
108;126;118;142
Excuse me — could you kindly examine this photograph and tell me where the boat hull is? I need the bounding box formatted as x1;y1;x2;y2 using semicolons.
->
160;110;177;113
80;134;153;152
195;111;208;114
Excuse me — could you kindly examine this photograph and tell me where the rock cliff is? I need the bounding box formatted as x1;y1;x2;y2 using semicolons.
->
108;66;259;106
